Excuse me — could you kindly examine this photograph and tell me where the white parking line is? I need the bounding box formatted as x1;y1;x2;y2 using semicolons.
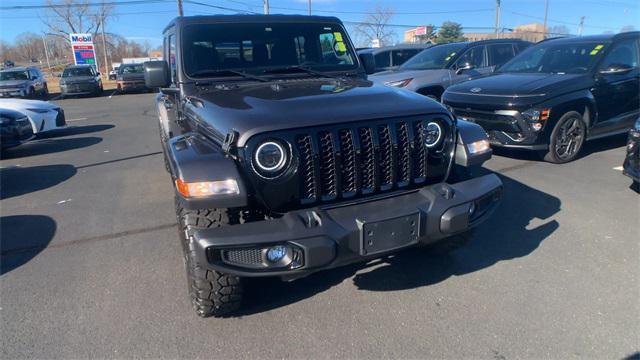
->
108;90;118;99
66;117;89;122
613;166;624;171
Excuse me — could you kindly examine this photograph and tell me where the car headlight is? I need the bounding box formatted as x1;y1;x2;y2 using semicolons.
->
26;108;50;114
522;108;551;132
253;140;289;177
385;78;413;88
424;122;443;148
467;139;490;155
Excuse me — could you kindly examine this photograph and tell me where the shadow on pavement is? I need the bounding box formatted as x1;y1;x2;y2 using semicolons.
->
0;136;102;159
238;173;561;316
0;164;77;200
0;215;57;275
36;124;115;139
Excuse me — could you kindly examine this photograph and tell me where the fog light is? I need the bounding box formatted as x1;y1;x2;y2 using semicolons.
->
531;122;543;131
266;245;288;263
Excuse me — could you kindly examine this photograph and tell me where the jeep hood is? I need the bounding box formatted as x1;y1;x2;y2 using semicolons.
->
184;78;448;146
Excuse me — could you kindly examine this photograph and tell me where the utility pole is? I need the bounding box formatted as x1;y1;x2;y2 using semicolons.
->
41;35;51;74
177;0;183;16
100;17;109;78
543;0;549;38
263;0;269;14
308;0;311;15
578;16;585;35
494;0;501;38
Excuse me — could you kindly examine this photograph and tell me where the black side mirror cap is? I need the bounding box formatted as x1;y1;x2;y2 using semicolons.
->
358;53;376;75
144;60;171;88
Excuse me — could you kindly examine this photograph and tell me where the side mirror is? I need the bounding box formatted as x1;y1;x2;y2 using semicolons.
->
455;63;475;75
599;64;633;75
358;53;376;75
96;72;101;76
144;60;171;88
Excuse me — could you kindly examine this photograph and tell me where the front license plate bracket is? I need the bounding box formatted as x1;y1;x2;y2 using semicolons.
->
359;213;420;256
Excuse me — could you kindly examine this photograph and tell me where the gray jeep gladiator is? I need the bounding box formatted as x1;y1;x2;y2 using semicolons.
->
144;15;503;317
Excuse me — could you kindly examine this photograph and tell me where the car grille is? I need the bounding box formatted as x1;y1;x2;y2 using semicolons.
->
243;116;454;210
452;108;520;133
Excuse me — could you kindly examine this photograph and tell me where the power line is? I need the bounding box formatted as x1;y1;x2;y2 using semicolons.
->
0;10;177;19
0;0;172;10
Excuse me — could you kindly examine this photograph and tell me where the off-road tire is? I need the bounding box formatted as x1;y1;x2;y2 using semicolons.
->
176;200;244;317
423;230;473;255
543;111;586;164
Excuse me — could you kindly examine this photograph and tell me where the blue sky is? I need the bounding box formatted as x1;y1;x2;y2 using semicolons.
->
1;0;638;47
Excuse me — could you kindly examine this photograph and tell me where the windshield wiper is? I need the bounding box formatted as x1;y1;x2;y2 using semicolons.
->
261;65;342;80
189;69;269;82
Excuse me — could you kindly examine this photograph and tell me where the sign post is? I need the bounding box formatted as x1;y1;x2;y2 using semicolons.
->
69;33;97;68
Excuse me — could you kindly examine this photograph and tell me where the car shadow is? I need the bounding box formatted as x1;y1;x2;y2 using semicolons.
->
0;136;102;159
0;164;77;200
492;133;629;162
236;173;561;316
36;124;115;139
0;215;57;275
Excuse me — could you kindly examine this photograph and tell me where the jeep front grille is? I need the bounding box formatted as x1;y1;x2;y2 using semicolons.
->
294;118;451;204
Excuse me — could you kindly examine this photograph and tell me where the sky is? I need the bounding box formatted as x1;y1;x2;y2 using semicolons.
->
0;0;638;47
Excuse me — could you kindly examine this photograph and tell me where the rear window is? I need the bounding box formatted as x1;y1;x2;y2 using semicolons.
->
119;64;144;74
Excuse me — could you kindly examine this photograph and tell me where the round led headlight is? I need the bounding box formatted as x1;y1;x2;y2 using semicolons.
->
253;140;288;176
424;122;443;148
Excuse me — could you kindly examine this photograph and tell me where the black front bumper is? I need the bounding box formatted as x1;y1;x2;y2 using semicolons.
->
189;174;502;279
1;121;34;149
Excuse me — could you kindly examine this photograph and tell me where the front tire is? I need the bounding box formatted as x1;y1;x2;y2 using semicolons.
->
543;111;587;164
176;199;244;317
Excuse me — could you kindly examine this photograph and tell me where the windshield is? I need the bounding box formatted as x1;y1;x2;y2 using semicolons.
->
0;71;29;81
63;67;93;77
119;64;144;74
182;22;357;78
499;41;607;74
400;43;466;70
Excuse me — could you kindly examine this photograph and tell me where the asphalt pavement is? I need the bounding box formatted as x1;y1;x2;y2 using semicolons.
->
1;93;638;359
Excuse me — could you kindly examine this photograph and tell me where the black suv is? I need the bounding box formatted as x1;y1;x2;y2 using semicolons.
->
443;32;640;163
144;15;502;317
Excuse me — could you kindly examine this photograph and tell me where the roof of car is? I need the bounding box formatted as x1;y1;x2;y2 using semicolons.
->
0;66;31;72
358;44;433;54
163;14;343;33
539;31;640;44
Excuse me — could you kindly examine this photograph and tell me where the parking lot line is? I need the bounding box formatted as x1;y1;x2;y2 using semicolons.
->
66;117;88;122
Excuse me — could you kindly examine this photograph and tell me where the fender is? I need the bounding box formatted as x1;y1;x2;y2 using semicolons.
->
455;119;493;167
539;89;597;129
166;133;248;210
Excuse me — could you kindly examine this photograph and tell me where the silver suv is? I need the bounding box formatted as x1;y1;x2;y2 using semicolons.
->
0;66;48;98
369;39;531;101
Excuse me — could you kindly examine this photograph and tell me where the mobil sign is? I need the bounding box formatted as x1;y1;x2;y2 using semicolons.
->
69;33;96;65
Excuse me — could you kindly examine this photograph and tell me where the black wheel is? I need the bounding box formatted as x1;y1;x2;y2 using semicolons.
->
543;111;586;164
42;83;49;98
423;230;473;255
176;198;244;317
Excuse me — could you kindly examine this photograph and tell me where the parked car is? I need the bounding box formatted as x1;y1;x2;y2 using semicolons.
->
443;32;640;163
623;118;640;190
116;63;147;93
0;99;66;134
143;14;502;317
3;60;15;68
108;67;118;80
357;44;433;74
369;39;531;100
0;66;48;98
0;108;34;150
59;64;103;98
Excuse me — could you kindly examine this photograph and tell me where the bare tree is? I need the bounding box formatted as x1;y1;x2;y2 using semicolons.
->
40;0;114;43
353;5;396;47
547;25;570;37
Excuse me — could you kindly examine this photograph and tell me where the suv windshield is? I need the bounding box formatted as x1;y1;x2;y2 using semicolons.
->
119;64;144;74
0;70;29;81
499;41;607;74
182;22;357;78
63;67;93;77
400;43;466;71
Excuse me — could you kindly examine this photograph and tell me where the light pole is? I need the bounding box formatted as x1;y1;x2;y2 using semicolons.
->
264;0;269;14
41;35;52;74
494;0;501;38
308;0;311;15
543;0;549;37
100;16;109;79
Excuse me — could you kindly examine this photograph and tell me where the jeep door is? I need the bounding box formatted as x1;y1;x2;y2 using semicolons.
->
158;32;180;140
593;38;640;128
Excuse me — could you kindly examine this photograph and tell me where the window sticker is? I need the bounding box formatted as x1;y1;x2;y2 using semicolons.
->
444;52;457;61
590;44;604;56
333;32;343;42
